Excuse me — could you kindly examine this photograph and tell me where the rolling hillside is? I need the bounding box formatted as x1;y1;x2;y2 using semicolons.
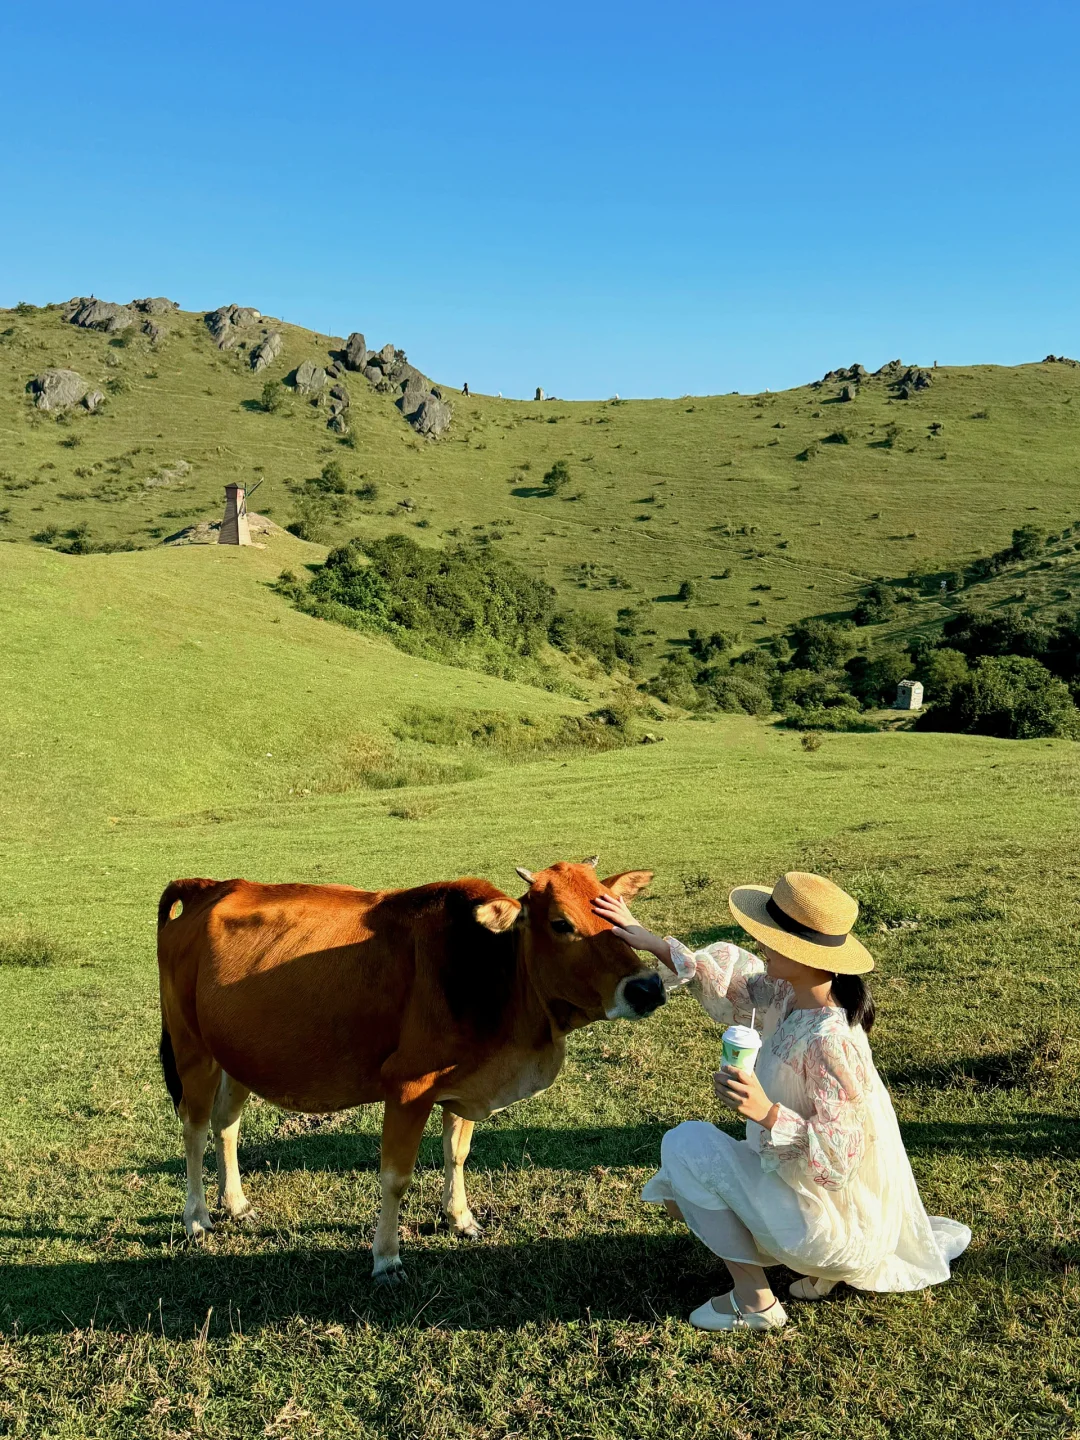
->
3;300;1080;673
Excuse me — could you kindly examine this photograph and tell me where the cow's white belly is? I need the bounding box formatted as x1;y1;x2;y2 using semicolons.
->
439;1046;564;1121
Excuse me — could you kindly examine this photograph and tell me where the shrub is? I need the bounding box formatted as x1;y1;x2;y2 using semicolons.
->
354;481;379;503
1009;525;1047;561
916;655;1079;739
774;668;855;713
687;628;728;661
697;669;772;716
677;579;697;602
781;704;876;732
919;647;970;703
800;731;823;752
261;379;285;413
313;460;347;494
786;617;856;672
852;581;896;626
846;645;912;706
543;459;571;495
941;607;1052;661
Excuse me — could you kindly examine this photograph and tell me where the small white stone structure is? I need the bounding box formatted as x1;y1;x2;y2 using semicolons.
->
534;387;545;401
218;483;251;546
895;679;924;710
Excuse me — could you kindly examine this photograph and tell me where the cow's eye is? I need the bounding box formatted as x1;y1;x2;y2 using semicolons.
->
551;918;574;935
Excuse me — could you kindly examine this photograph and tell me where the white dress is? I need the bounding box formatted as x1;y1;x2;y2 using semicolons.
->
642;938;971;1291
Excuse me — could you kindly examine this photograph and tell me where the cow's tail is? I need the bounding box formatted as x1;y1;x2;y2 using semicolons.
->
156;877;220;1113
159;1023;183;1111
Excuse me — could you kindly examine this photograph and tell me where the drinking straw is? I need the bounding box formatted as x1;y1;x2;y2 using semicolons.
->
750;1007;756;1030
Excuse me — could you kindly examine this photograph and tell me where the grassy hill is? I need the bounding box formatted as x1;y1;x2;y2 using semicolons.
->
2;302;1080;1437
1;543;1078;1434
3;300;1080;672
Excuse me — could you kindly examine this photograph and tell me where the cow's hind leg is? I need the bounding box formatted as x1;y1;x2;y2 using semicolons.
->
179;1059;221;1239
372;1096;434;1284
212;1072;254;1220
441;1109;482;1240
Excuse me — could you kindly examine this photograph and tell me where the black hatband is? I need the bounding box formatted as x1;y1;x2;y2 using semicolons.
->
765;895;847;948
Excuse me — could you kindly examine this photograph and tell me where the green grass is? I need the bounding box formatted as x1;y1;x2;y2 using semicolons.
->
4;303;1080;665
1;545;1079;1436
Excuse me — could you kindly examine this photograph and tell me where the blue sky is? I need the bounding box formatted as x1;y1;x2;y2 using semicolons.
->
2;1;1077;398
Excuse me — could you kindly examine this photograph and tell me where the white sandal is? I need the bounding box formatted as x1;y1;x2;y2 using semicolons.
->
789;1276;838;1301
689;1290;788;1331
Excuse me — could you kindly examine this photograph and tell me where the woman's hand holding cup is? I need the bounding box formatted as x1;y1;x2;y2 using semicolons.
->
714;1065;777;1127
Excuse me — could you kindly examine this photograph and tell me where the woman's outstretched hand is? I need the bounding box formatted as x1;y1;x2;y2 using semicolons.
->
591;894;673;969
714;1065;777;1127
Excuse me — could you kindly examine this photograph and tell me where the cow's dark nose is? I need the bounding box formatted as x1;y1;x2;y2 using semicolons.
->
624;972;666;1017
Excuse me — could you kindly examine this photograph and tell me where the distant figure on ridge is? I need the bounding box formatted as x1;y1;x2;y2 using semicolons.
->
462;382;470;397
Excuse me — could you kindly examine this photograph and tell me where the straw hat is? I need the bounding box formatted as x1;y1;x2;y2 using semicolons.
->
728;871;873;975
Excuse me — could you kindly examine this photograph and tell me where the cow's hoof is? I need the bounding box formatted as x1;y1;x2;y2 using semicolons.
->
456;1219;484;1242
373;1258;407;1286
221;1198;257;1223
185;1203;214;1238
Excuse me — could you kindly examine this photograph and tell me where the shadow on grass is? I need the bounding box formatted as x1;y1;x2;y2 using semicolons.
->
0;1222;1069;1339
0;1233;706;1337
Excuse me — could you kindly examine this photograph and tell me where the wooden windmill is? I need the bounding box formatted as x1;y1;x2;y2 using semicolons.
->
218;481;259;546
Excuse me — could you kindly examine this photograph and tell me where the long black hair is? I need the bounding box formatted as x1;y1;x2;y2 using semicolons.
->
830;972;876;1032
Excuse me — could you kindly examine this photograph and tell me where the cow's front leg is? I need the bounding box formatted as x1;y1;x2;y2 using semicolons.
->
373;1096;434;1284
441;1109;482;1240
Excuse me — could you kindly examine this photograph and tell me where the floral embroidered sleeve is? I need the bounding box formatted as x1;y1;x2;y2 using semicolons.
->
663;937;780;1027
758;1031;868;1190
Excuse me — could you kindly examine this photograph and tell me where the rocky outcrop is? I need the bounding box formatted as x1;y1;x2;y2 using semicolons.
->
293;360;326;395
413;395;452;437
398;373;430;420
250;332;283;372
1043;354;1078;366
64;298;136;333
344;332;367;370
204;304;263;350
83;388;104;412
28;368;88;410
132;297;178;314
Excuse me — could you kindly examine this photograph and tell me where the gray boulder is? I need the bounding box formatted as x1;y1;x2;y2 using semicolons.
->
83;389;105;412
205;304;262;349
329;382;350;409
29;368;88;411
328;412;349;435
294;360;326;395
344;332;368;370
250;332;283;372
840;384;857;402
413;395;452;437
66;298;136;333
142;320;162;342
132;297;178;314
326;361;342;378
361;362;385;387
376;342;396;366
399;374;430;419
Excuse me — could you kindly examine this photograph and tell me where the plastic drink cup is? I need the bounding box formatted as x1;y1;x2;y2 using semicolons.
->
721;1023;762;1074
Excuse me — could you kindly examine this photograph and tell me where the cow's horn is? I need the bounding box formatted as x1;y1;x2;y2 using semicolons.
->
581;855;599;868
515;866;536;884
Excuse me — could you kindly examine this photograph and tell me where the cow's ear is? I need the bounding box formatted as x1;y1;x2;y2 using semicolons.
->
474;897;522;933
601;870;654;900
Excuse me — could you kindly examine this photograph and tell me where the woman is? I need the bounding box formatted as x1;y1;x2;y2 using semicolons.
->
592;870;970;1332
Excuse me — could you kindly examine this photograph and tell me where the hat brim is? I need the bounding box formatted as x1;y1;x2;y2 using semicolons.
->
728;885;874;975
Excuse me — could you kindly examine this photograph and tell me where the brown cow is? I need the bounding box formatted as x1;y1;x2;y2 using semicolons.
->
156;858;661;1281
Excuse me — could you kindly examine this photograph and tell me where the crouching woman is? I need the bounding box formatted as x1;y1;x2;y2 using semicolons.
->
593;871;970;1331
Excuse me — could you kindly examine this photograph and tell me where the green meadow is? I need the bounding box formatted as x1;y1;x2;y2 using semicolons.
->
1;524;1078;1437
